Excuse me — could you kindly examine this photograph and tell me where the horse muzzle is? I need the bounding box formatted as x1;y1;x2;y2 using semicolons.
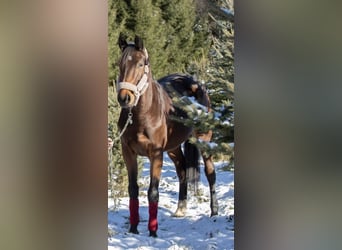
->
118;89;135;108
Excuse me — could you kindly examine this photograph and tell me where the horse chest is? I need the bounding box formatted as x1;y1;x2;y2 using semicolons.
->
126;124;167;157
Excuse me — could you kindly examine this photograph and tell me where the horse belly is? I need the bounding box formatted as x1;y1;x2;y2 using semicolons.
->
130;133;153;157
133;130;168;156
165;124;192;151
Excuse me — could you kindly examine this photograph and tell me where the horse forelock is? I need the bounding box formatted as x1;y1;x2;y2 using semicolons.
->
119;46;135;67
119;45;149;67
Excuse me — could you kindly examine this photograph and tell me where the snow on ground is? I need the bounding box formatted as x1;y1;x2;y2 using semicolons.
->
108;154;234;250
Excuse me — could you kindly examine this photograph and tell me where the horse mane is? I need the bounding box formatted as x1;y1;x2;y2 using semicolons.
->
119;44;150;69
149;78;173;122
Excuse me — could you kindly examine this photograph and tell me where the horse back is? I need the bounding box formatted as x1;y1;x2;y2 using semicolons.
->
158;73;211;150
158;73;210;108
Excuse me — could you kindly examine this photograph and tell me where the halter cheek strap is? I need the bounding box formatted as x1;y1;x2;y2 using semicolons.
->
117;65;149;106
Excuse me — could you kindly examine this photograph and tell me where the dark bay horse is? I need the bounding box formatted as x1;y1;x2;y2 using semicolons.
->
116;35;218;237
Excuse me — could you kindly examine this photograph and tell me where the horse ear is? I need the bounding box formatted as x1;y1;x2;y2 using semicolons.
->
118;33;128;51
134;35;144;51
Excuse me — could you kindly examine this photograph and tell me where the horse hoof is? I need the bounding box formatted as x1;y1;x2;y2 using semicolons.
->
172;211;185;217
149;231;157;237
210;211;218;217
129;225;139;234
173;208;186;217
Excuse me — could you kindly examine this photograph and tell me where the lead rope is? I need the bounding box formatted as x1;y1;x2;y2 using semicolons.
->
115;108;133;141
111;80;134;142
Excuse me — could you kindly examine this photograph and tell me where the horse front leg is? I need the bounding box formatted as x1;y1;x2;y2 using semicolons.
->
167;146;187;217
122;144;140;234
202;153;219;216
147;150;163;237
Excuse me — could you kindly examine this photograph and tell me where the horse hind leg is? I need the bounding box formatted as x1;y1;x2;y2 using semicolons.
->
196;130;218;216
202;153;219;216
167;146;187;217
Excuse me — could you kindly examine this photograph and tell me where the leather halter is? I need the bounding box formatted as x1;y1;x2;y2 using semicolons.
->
117;64;149;107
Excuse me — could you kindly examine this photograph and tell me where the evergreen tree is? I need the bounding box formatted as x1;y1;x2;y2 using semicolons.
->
108;0;209;80
179;0;234;164
134;0;172;78
206;0;234;158
108;0;127;200
108;0;128;81
156;0;208;74
108;85;128;199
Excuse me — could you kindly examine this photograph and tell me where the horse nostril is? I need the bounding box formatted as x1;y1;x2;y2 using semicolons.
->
125;94;130;103
118;92;131;105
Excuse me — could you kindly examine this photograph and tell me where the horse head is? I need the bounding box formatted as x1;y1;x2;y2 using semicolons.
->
117;34;150;108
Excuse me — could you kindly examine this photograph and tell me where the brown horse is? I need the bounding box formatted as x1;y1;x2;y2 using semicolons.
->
116;34;218;237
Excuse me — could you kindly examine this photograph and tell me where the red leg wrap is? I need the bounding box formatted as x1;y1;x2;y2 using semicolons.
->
129;199;139;225
148;202;158;232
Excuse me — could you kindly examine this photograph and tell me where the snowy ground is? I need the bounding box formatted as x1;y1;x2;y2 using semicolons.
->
108;154;234;250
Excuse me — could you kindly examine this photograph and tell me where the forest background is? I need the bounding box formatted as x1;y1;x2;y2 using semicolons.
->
108;0;234;197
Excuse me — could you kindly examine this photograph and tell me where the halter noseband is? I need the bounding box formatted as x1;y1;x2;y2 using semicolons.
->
117;61;150;107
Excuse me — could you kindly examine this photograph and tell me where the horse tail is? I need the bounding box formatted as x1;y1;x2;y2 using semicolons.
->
184;140;200;193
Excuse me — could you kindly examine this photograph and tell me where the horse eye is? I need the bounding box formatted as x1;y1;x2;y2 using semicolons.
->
138;63;144;68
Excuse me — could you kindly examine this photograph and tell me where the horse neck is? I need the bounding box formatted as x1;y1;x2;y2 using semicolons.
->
134;75;171;120
137;75;154;110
